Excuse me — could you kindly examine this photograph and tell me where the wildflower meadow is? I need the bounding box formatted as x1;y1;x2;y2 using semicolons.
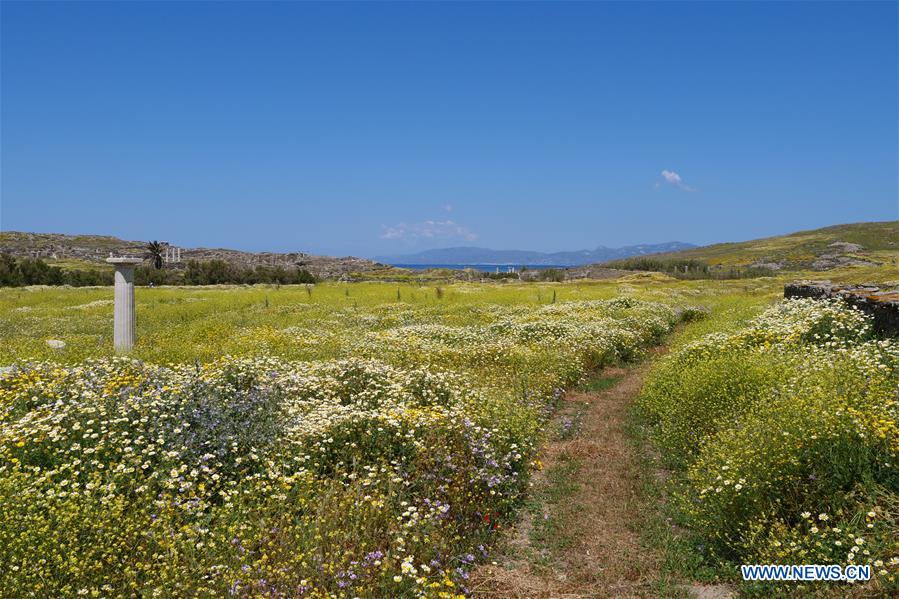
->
4;279;897;596
0;285;687;597
639;298;899;594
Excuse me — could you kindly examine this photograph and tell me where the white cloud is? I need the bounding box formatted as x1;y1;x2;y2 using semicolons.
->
661;170;682;184
658;169;696;192
380;219;477;241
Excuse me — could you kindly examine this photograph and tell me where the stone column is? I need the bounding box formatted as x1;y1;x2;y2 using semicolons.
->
106;257;143;352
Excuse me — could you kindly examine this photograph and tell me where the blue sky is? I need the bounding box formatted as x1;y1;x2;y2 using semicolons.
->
2;1;896;257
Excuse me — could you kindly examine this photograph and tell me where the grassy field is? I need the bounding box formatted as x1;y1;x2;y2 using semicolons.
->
1;279;706;596
0;278;783;365
6;260;897;365
1;268;897;597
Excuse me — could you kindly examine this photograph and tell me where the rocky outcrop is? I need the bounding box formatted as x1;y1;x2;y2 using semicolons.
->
810;241;878;270
0;231;390;280
749;261;784;271
784;281;899;336
564;266;637;280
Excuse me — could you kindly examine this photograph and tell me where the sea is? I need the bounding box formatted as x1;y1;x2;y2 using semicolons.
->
390;264;568;272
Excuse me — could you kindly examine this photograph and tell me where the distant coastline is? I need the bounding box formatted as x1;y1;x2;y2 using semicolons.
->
376;242;696;267
391;263;568;272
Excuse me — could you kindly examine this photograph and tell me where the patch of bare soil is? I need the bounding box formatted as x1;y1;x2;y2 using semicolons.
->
472;353;724;598
686;584;736;599
471;362;663;598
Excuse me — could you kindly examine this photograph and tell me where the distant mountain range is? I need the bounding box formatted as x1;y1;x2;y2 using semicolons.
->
376;242;697;267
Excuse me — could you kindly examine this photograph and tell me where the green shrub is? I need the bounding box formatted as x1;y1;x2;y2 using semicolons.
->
640;349;790;466
639;299;899;589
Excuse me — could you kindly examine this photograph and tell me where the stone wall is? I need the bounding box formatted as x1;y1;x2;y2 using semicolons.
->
784;281;899;337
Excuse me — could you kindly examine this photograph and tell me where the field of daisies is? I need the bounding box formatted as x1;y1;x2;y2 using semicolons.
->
0;283;690;597
639;298;899;593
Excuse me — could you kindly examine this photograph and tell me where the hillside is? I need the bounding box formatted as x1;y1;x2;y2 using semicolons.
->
0;231;391;279
377;241;696;266
602;221;899;272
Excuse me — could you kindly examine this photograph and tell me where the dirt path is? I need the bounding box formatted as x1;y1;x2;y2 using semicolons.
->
471;355;704;598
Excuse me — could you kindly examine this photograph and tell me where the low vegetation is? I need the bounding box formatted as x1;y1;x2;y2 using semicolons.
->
638;298;899;594
0;287;688;596
2;266;897;596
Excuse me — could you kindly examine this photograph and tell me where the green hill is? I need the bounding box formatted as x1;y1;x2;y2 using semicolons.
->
603;221;899;274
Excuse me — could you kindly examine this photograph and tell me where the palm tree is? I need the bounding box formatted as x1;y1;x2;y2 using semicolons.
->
145;241;164;270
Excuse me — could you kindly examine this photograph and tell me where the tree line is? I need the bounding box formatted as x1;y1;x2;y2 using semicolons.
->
150;260;317;286
0;254;317;287
602;256;776;279
0;254;112;287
